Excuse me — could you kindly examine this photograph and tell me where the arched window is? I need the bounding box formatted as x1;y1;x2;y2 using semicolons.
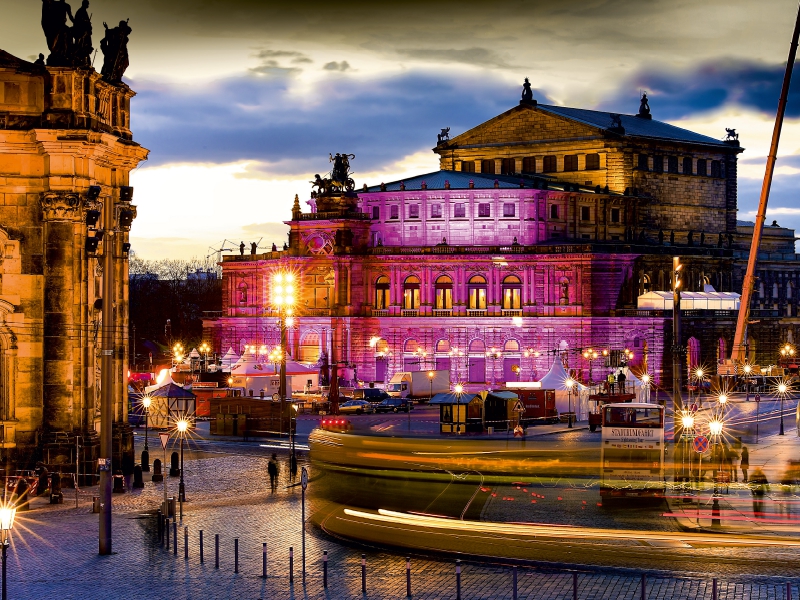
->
642;274;651;293
773;282;779;298
585;154;600;170
563;155;578;171
504;339;520;352
468;339;485;353
759;282;765;298
481;159;495;174
501;275;522;309
435;275;453;310
403;276;420;309
435;339;451;353
375;275;390;310
788;281;794;300
542;156;557;173
467;275;487;310
299;332;321;363
238;282;248;304
404;339;419;352
461;160;475;173
501;158;515;175
522;157;536;173
683;157;693;175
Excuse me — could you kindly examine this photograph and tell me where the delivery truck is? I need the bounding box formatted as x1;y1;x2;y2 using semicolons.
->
387;370;450;400
502;384;558;425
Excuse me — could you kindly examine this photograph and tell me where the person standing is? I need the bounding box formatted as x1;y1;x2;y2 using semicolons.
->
268;453;279;491
617;370;627;394
741;445;750;483
607;372;615;395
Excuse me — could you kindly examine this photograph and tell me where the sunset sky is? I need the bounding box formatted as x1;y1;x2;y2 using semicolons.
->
3;0;800;259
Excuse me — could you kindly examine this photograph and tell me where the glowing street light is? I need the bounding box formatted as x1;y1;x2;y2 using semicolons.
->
565;377;576;428
681;413;695;430
743;363;752;402
718;393;728;406
453;383;465;434
778;381;790;435
176;416;189;520
270;269;299;471
0;503;15;600
141;395;152;472
708;419;723;436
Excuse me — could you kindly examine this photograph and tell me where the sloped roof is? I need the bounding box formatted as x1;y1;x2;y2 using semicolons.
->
0;50;38;73
148;382;196;399
365;170;601;194
429;392;479;404
538;357;587;391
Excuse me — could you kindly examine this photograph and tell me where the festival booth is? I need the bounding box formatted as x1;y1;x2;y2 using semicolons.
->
429;392;482;433
145;378;197;430
229;351;320;397
637;291;741;311
537;357;589;420
220;347;239;372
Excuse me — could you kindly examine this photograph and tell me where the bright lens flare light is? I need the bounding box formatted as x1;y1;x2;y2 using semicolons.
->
718;394;728;405
778;382;788;394
454;383;464;394
564;378;575;389
681;414;695;429
0;504;16;533
177;419;189;434
141;396;152;409
708;419;723;436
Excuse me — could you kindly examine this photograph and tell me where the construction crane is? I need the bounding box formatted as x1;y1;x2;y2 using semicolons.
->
206;239;235;263
724;5;800;373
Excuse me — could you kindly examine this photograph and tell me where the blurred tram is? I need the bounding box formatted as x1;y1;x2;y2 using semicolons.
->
600;403;665;498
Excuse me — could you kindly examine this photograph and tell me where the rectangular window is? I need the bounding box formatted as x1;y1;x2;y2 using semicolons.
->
580;206;590;221
431;203;442;218
478;203;491;218
461;160;475;173
653;156;663;173
564;155;578;171
522;157;536;172
503;203;515;217
683;157;693;175
667;156;679;174
638;154;649;170
409;205;419;219
585;153;600;170
711;160;721;177
454;203;466;218
550;204;559;219
611;208;620;223
390;205;399;219
697;159;707;176
543;155;557;173
481;159;495;174
372;206;380;220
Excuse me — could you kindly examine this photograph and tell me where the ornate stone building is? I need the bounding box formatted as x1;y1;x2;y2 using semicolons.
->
0;49;147;467
204;87;796;390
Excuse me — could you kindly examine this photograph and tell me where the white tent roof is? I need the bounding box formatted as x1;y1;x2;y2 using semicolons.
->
537;357;587;391
637;291;740;311
220;347;239;371
230;351;315;377
188;348;201;359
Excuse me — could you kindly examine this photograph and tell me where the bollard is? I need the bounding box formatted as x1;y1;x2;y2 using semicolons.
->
173;520;178;556
323;550;328;588
712;578;717;600
513;566;517;600
290;547;294;584
166;518;170;550
215;534;219;569
573;572;578;600
640;573;646;600
234;538;239;574
200;530;204;564
184;526;188;560
361;554;367;594
157;509;163;543
263;543;268;578
406;557;411;597
787;582;792;600
456;559;461;600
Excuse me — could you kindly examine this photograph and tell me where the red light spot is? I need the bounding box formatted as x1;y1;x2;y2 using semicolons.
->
582;501;586;505
523;488;528;492
557;496;562;501
531;500;537;504
515;486;521;490
597;503;602;507
491;493;497;497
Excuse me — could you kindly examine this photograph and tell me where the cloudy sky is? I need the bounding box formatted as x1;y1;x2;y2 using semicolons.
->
3;0;800;259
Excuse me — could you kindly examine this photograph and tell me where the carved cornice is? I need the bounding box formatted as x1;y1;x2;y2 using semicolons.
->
41;192;84;222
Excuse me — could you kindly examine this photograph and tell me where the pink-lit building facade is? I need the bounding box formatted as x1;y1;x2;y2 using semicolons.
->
204;89;799;390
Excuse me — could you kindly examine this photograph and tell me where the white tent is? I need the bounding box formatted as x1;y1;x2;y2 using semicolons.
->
537;357;589;419
620;367;653;402
637;291;740;311
220;347;239;372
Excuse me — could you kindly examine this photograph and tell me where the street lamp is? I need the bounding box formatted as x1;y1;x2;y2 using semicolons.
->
270;270;297;463
641;374;651;403
778;381;789;436
176;417;189;520
454;383;464;434
0;504;15;600
582;348;599;384
718;393;728;406
743;363;752;402
141;395;151;472
427;370;435;403
565;377;575;428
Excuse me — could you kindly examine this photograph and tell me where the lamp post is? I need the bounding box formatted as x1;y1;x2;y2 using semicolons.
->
270;270;297;465
582;348;599;385
0;504;15;600
680;412;695;484
565;378;575;428
427;370;435;403
200;342;211;372
709;418;724;494
485;348;502;388
642;374;651;403
743;363;752;402
672;257;684;438
454;383;464;434
176;417;189;520
141;395;151;472
522;348;540;381
778;381;788;436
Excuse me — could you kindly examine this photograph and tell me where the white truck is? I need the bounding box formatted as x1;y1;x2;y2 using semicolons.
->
386;370;450;400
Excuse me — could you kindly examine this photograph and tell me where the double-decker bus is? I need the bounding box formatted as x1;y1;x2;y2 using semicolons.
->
600;403;665;498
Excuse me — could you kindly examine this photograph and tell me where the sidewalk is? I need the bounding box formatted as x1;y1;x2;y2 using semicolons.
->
666;432;800;535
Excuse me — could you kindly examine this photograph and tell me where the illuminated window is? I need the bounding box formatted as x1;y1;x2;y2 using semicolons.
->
478;203;491;218
543;156;557;173
375;276;390;310
403;276;421;309
431;203;442;218
585;154;600;170
467;275;487;309
501;275;522;309
453;203;466;218
564;155;578;171
435;275;453;310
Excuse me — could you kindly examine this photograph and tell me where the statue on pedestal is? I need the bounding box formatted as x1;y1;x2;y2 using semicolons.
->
100;19;132;83
71;0;93;68
41;0;75;66
520;77;535;105
637;91;652;119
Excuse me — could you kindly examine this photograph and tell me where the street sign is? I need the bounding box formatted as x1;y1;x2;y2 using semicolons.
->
272;393;281;401
755;394;761;403
512;401;525;413
693;435;709;454
301;466;308;490
513;425;524;437
159;432;170;449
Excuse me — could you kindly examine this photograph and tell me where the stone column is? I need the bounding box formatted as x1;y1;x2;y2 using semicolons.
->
41;192;85;433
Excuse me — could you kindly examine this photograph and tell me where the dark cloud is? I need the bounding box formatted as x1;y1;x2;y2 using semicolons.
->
396;48;512;68
322;61;351;72
131;70;521;174
600;59;800;120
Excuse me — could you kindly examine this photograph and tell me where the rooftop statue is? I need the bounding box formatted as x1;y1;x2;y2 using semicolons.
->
312;153;356;197
100;18;131;83
437;127;450;145
41;0;75;66
725;128;739;141
71;0;93;68
520;77;535;105
637;91;652;120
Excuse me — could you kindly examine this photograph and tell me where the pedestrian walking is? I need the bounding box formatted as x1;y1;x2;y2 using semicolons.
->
741;445;750;483
726;444;739;482
750;468;769;517
268;453;279;491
